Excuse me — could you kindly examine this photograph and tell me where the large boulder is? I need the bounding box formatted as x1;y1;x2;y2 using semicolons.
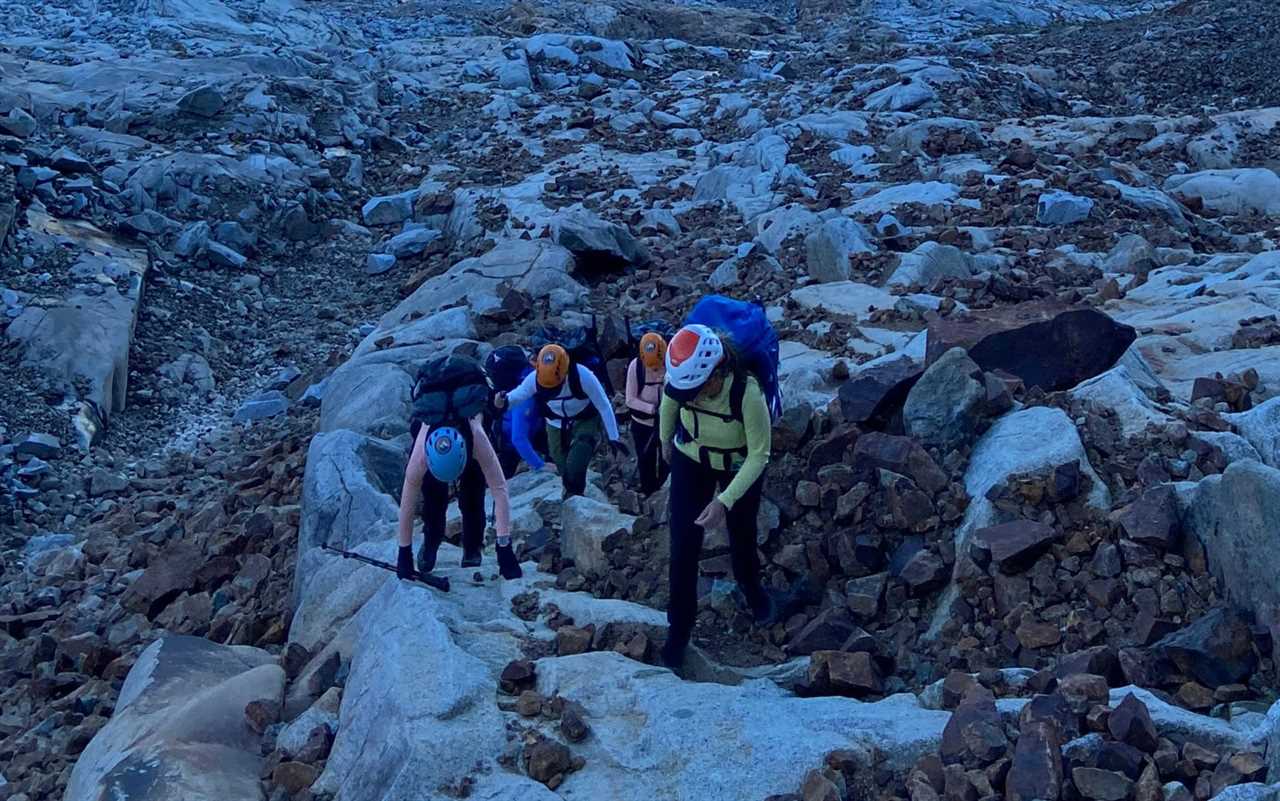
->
561;496;638;578
66;637;284;801
885;241;974;288
1163;169;1280;217
1181;461;1280;626
1152;608;1258;689
836;356;924;430
928;406;1109;637
1225;398;1280;468
5;215;149;426
373;238;584;323
927;303;1136;393
551;208;651;271
804;217;875;283
534;651;950;797
298;431;402;562
903;347;990;452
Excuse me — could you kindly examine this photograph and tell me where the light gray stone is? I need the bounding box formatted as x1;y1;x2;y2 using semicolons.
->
804;217;875;283
1181;460;1280;623
561;496;637;578
1037;191;1094;225
886;241;973;288
1225;397;1280;468
903;347;988;451
551;209;650;268
360;191;417;227
1164;169;1280;217
384;227;440;259
66;636;283;801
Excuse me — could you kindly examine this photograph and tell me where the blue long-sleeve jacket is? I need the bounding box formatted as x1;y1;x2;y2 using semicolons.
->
508;398;545;471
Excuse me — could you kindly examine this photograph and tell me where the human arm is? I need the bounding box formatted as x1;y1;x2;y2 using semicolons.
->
625;359;657;417
509;401;546;471
504;370;539;408
658;389;676;462
578;364;620;441
717;380;771;509
398;426;429;550
469;417;512;539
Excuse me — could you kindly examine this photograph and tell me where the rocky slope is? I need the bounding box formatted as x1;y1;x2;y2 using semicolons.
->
2;0;1280;800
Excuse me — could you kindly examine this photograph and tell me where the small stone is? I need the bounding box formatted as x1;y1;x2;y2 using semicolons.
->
1072;767;1135;801
1108;693;1159;753
556;626;593;656
560;702;590;743
516;690;544;718
17;432;61;460
272;761;318;795
366;253;396;275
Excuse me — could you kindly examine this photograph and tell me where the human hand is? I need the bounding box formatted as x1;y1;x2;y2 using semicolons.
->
695;498;727;531
494;392;509;410
396;545;414;580
541;462;558;474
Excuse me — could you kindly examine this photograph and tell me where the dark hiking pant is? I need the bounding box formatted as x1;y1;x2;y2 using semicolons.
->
421;455;486;560
666;449;767;653
546;416;602;498
630;418;669;495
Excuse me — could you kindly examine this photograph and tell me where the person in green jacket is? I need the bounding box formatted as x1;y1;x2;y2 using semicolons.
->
659;323;774;669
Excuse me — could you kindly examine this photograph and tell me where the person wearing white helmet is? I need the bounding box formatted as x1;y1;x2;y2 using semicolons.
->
658;323;775;669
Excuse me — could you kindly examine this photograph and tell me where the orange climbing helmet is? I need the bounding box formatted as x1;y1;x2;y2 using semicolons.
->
536;344;571;389
639;332;667;372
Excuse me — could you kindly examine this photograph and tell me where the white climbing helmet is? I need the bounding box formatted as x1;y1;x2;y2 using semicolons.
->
665;324;724;392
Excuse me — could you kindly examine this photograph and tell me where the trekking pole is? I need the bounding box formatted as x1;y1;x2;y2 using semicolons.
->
321;544;451;592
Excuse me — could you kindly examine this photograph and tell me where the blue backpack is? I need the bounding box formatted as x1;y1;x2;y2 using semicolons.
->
685;295;782;421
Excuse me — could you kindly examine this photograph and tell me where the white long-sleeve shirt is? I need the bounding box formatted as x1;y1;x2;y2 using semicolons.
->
508;364;620;441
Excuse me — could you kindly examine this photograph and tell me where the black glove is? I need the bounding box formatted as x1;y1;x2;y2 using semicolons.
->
396;545;414;580
608;439;632;460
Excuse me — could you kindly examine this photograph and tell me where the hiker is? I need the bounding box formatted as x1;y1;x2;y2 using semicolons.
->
658;299;783;669
496;343;624;498
395;355;523;582
484;345;549;478
625;331;670;495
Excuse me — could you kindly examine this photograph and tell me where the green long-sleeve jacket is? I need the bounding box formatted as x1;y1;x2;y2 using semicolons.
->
658;373;771;509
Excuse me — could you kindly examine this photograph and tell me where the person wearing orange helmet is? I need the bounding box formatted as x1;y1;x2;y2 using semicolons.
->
497;343;622;497
626;332;670;495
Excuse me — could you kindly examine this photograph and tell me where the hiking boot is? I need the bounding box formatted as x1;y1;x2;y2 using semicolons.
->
417;531;444;575
496;543;522;580
460;549;483;568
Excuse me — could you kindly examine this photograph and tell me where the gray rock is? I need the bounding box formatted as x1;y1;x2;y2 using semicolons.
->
497;58;533;90
66;636;283;801
1164;169;1280;217
206;241;247;269
50;146;93;174
1102;234;1155;274
174;221;211;257
277;687;340;757
366;253;397;275
298;430;403;559
1037;191;1094;225
213;222;257;254
886;241;974;288
233;391;289;424
0;107;37;138
903;348;989;452
561;496;637;578
551;209;650;269
1182;460;1280;623
385;227;440;259
16;432;61;460
1224;397;1280;468
804;217;874;283
177;85;225;118
361;191;417;227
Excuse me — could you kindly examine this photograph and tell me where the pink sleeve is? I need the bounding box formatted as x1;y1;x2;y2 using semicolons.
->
469;417;511;538
625;358;645;414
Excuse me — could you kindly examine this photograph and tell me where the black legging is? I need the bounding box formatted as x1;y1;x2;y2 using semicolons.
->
666;448;767;652
421;456;486;559
630;418;669;495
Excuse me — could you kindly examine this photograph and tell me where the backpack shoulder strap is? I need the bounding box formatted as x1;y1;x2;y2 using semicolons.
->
566;360;585;398
729;369;749;421
632;358;645;392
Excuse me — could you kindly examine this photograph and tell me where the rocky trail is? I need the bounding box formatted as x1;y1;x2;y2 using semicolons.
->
3;0;1280;799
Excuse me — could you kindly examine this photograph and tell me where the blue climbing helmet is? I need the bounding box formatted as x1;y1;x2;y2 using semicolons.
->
425;426;468;482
